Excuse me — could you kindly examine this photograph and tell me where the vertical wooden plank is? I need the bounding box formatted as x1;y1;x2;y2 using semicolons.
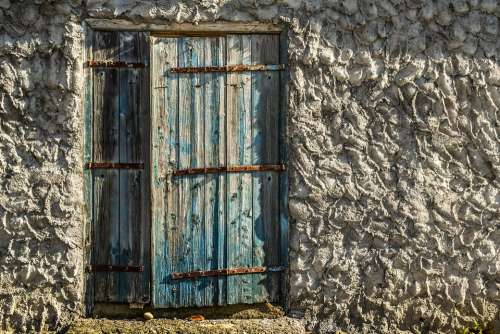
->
226;34;253;304
93;31;119;162
189;37;205;308
92;30;119;62
151;36;178;307
138;32;151;305
83;23;94;315
151;36;163;307
118;31;139;303
250;34;280;303
278;29;290;309
163;37;180;307
92;30;120;302
177;36;192;307
93;169;120;302
178;37;205;307
118;32;140;62
118;167;143;302
117;31;150;303
203;36;226;306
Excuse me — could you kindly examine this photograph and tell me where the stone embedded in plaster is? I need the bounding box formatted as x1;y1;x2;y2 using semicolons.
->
0;0;10;10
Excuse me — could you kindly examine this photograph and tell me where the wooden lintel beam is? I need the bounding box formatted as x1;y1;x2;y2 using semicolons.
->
86;19;283;34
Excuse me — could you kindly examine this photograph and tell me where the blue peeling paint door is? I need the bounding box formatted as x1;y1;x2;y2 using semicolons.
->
151;34;288;308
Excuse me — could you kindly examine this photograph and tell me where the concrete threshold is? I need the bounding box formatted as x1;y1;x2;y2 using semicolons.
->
91;302;286;320
65;317;307;334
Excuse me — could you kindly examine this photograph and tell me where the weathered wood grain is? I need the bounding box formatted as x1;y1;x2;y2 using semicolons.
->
163;39;180;307
90;29;286;307
185;37;205;307
93;67;119;162
83;23;94;315
137;31;151;304
86;19;283;33
250;34;281;303
93;31;119;164
202;37;226;306
151;36;179;307
117;31;150;303
226;34;253;304
278;29;290;308
176;37;196;307
93;31;119;62
93;170;120;301
92;31;120;302
92;31;150;304
138;32;151;304
118;56;141;303
151;33;286;309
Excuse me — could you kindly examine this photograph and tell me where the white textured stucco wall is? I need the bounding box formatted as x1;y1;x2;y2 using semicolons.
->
0;0;498;333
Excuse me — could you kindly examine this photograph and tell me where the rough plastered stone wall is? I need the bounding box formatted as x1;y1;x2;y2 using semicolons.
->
0;0;499;333
0;0;85;332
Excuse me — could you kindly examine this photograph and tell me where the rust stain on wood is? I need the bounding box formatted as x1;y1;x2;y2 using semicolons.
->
173;164;285;177
151;31;227;38
86;265;144;272
171;266;286;280
85;60;146;68
170;64;285;74
85;162;145;170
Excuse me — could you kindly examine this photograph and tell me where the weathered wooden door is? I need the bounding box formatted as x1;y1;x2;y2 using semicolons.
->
151;34;288;307
84;30;150;304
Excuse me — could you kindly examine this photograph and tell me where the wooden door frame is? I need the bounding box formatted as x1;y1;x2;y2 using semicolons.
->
82;19;290;315
85;19;283;34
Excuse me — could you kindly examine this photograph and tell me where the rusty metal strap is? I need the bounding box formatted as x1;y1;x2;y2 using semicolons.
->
85;162;144;170
86;265;144;273
171;266;286;280
170;64;285;74
85;60;146;68
173;164;285;177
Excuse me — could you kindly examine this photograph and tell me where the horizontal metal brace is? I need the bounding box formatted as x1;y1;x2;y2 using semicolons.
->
171;266;286;280
86;265;144;272
173;164;285;177
85;162;144;170
170;64;285;74
85;60;146;68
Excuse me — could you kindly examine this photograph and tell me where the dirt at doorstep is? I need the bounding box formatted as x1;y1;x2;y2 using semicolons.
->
65;317;306;334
